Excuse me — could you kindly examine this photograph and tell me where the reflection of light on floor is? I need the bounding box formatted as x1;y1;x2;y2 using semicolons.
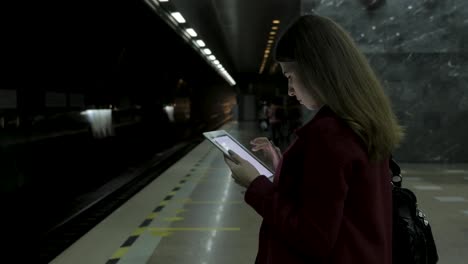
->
413;185;442;191
404;177;422;181
444;170;468;174
203;173;232;261
80;109;113;138
164;105;175;122
434;196;466;202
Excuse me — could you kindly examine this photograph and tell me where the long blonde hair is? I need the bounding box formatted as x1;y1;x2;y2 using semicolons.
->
275;15;405;162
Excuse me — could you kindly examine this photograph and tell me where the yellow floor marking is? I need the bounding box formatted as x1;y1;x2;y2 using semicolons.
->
149;227;240;232
175;209;187;214
185;201;242;204
164;217;184;222
111;247;129;259
151;230;173;237
156;199;241;205
196;179;234;183
132;227;147;236
147;212;158;219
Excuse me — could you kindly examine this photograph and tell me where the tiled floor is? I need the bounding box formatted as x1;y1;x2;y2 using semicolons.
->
50;121;468;264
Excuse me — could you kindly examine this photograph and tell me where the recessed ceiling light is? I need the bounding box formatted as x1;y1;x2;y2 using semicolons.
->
203;48;212;55
272;20;280;24
208;55;216;60
196;40;206;47
171;12;186;23
186;28;197;37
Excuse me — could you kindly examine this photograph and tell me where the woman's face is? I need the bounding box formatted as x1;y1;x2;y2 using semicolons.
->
279;62;321;110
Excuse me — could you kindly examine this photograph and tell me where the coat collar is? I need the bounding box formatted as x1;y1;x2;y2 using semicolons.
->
295;104;336;137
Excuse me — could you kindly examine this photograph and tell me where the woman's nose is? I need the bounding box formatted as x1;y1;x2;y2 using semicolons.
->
288;86;295;96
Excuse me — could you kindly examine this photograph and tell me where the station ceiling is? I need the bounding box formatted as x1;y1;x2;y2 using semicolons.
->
168;0;301;75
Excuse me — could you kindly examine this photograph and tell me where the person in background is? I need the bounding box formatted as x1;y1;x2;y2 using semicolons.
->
258;100;269;131
267;96;286;149
224;14;405;264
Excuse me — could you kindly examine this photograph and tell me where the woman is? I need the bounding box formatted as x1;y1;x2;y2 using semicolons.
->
224;14;405;264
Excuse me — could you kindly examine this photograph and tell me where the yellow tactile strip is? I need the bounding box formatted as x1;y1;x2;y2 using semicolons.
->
105;171;195;264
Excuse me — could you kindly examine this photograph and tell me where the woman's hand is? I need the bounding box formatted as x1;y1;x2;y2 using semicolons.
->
250;137;282;169
224;150;260;188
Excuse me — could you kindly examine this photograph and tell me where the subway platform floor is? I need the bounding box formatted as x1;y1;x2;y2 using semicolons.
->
50;121;468;264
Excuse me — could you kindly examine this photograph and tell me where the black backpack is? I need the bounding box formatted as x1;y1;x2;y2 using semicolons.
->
389;157;439;264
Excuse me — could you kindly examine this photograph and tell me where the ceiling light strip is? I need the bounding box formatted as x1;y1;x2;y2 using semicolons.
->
170;12;186;23
149;2;236;86
259;19;280;74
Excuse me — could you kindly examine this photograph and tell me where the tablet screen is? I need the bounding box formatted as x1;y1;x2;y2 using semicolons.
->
213;135;273;178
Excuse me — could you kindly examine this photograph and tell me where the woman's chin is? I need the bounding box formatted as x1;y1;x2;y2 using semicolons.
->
304;104;314;110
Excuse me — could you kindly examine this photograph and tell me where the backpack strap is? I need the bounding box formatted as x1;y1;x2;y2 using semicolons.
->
390;154;402;187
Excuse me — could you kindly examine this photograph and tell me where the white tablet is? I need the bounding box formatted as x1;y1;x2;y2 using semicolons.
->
203;130;274;180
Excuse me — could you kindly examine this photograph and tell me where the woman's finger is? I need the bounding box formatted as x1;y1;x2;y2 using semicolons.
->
251;143;269;151
275;146;281;154
250;137;269;144
232;175;243;187
230;172;240;182
250;137;263;144
224;154;238;166
227;150;243;164
234;179;242;186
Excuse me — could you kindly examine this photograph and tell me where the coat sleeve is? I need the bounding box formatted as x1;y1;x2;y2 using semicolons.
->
245;123;350;259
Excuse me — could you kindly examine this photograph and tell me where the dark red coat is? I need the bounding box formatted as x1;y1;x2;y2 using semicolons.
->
245;105;392;264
